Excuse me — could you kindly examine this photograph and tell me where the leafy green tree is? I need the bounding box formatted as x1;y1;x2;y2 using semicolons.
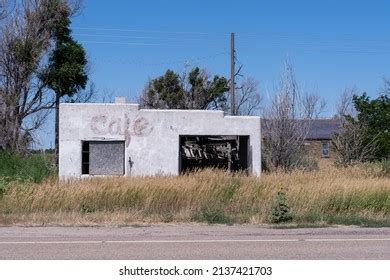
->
44;42;88;98
140;67;229;110
142;70;185;109
40;6;88;164
353;92;390;160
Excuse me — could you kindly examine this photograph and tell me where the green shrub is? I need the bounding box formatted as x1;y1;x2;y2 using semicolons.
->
80;204;96;214
192;207;233;224
220;178;240;202
0;151;55;188
271;191;292;223
325;214;390;227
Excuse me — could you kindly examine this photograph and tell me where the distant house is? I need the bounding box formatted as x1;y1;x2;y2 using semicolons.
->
261;119;341;161
303;119;341;160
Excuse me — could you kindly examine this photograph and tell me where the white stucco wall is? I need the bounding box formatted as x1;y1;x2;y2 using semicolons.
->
59;103;261;179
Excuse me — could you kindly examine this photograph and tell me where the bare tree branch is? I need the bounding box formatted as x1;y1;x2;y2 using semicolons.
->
64;82;95;103
235;77;262;116
302;92;327;119
262;60;316;171
332;119;378;166
234;64;243;78
223;62;263;116
0;0;7;20
335;87;357;118
380;77;390;96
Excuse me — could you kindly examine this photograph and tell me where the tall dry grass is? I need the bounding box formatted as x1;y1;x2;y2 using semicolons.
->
0;164;389;226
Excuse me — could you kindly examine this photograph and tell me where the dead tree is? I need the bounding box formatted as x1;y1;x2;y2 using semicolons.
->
224;64;262;116
335;87;358;118
262;61;324;170
332;118;378;166
233;77;262;116
302;92;326;119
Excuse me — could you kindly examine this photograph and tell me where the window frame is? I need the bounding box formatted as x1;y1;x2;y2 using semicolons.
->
321;141;330;158
81;140;125;175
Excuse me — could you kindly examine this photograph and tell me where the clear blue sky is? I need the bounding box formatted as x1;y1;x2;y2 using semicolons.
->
38;0;390;148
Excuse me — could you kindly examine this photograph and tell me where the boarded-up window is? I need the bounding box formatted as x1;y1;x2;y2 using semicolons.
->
82;141;125;175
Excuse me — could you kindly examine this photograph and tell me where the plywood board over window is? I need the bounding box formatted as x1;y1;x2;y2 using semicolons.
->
82;141;125;175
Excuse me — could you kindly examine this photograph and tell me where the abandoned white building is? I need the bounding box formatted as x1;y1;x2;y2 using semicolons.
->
59;99;261;179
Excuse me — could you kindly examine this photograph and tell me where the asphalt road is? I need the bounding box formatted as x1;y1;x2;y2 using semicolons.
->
0;225;389;259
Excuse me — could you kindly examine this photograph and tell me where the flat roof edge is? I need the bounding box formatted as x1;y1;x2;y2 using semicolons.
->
59;103;261;119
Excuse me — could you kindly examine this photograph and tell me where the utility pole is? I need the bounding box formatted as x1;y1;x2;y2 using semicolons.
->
230;32;235;115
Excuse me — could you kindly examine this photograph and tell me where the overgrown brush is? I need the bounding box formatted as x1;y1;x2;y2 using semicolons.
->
380;159;390;177
0;164;389;226
0;152;55;192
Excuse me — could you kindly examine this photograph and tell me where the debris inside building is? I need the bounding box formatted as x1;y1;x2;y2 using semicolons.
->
179;135;248;173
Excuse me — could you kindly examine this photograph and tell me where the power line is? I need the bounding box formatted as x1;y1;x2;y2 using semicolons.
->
91;52;229;67
73;27;390;44
73;33;226;42
73;31;390;53
297;49;390;55
73;27;390;58
237;38;390;49
73;27;229;37
79;39;390;55
78;40;228;48
79;40;181;46
231;31;390;44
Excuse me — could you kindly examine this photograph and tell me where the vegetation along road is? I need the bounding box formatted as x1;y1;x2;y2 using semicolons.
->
0;225;389;259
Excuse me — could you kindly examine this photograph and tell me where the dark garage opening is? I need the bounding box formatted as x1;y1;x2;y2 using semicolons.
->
82;141;125;175
179;135;249;173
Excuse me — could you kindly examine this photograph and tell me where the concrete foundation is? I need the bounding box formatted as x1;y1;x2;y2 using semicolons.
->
59;102;261;179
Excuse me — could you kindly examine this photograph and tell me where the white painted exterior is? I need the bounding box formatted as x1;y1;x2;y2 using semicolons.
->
59;103;261;179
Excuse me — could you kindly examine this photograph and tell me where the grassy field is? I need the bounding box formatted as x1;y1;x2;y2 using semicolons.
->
0;161;389;227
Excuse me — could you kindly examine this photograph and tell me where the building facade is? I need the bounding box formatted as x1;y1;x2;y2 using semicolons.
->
59;101;261;179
